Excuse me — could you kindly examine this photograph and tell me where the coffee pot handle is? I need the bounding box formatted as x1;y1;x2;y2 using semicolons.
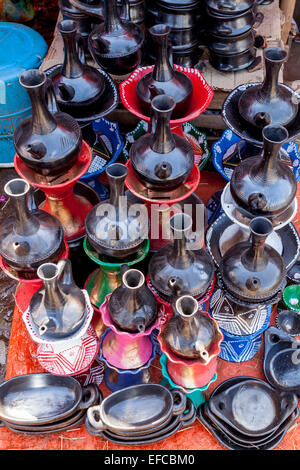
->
56;259;75;287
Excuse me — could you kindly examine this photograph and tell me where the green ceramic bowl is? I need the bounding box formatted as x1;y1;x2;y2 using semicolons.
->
282;285;300;312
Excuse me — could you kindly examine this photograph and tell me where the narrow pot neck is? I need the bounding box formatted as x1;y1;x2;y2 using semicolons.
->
43;277;65;312
104;0;122;32
151;107;176;154
260;54;284;101
60;27;84;79
170;232;194;268
108;174;126;207
242;231;268;271
152;32;174;82
26;82;57;135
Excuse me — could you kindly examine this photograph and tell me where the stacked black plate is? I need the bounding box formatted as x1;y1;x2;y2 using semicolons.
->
145;0;202;67
85;383;196;445
203;0;263;72
0;374;101;434
198;376;299;449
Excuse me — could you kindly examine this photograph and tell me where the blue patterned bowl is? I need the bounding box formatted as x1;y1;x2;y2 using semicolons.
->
212;128;300;182
80;117;124;198
218;304;272;363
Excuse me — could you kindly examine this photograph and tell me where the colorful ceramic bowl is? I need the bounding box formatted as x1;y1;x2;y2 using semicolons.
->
160;353;217;409
36;325;100;376
212;128;300;182
218;306;272;362
209;288;272;336
80;117;124;197
282;285;300;313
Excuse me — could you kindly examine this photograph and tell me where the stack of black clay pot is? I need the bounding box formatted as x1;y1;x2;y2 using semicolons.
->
203;0;264;72
145;0;202;67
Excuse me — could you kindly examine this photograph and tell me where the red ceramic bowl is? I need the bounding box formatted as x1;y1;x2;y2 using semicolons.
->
119;65;214;135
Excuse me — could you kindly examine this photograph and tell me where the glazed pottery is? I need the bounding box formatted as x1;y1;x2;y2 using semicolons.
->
264;326;300;393
103;365;151;392
149;213;215;300
136;24;193;118
85;163;148;259
108;268;158;333
28;259;87;340
86;383;186;434
209;287;271;336
162;295;222;360
84;237;150;308
118;0;146;26
230;125;297;218
52;19;106;119
238;47;298;129
0;374;99;426
218;306;271;362
209;379;298;436
14;69;82;177
100;326;154;370
130;95;194;191
276;310;300;337
0;179;63;277
88;0;144;76
160;353;218;409
282;285;300;313
219;217;286;304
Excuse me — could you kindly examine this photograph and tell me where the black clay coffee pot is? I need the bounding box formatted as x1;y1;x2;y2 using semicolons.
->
163;295;219;361
88;0;144;76
149;213;215;300
85;163;148;258
29;259;87;339
0;179;64;276
230;124;297;218
52;19;106;119
238;47;298;129
130;94;194;190
136;24;193;118
108;267;158;333
219;217;286;304
14;69;82;177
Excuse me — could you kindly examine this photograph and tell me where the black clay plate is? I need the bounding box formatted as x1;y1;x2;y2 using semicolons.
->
263;326;300;393
206;212;300;270
204;402;299;445
209;379;298;437
0;374;99;426
4;413;85;435
198;405;289;451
